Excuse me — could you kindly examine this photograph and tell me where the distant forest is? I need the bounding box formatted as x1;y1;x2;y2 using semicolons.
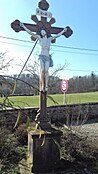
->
0;72;98;96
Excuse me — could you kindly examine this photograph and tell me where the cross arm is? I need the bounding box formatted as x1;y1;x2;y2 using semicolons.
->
11;20;37;33
50;26;73;38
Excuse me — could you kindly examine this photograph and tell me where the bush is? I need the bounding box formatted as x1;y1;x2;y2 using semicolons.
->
14;124;28;146
60;129;98;173
0;128;26;174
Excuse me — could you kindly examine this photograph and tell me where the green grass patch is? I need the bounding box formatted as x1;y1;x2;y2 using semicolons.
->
0;91;98;108
47;91;98;106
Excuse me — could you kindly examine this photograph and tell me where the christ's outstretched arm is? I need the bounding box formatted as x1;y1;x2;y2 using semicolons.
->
51;27;67;41
20;22;40;40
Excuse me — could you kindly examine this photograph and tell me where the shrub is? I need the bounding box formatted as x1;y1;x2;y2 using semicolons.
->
14;124;28;146
0;128;26;174
60;129;98;173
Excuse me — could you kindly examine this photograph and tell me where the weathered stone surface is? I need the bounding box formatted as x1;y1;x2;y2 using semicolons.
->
28;130;62;173
1;103;98;130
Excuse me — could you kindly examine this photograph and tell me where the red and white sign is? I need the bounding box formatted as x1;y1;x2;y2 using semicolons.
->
61;79;68;93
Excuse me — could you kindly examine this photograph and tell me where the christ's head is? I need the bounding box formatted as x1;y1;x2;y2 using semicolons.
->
41;30;47;37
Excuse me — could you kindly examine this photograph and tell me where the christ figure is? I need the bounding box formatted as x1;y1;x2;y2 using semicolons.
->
20;22;67;92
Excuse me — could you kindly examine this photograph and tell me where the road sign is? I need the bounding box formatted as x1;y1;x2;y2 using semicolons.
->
61;79;68;93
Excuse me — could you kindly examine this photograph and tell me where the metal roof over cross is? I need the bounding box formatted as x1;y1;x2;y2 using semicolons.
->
11;0;73;43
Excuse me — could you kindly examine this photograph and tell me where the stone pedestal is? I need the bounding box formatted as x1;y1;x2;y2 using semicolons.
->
28;130;62;173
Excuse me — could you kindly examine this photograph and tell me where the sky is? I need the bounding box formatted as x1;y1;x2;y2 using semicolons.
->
0;0;98;79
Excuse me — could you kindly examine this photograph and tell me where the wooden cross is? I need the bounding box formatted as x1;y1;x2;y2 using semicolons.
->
11;0;73;42
11;0;73;130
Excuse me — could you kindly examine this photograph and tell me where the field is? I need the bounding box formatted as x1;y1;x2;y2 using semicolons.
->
0;91;98;108
0;91;98;173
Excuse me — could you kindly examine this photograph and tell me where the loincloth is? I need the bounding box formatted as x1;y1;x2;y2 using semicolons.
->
39;54;53;67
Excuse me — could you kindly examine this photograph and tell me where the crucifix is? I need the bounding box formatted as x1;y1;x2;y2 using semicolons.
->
11;0;73;130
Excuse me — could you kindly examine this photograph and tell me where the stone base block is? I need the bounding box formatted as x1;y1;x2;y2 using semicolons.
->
28;130;62;173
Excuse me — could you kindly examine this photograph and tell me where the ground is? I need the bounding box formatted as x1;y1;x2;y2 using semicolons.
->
64;122;98;174
77;122;98;148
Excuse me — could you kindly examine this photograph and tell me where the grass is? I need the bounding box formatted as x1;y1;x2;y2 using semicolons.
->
0;91;98;108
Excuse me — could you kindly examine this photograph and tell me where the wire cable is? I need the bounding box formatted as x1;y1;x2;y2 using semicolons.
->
0;39;98;56
1;39;98;56
65;68;98;73
17;39;38;80
0;35;98;52
11;39;38;95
